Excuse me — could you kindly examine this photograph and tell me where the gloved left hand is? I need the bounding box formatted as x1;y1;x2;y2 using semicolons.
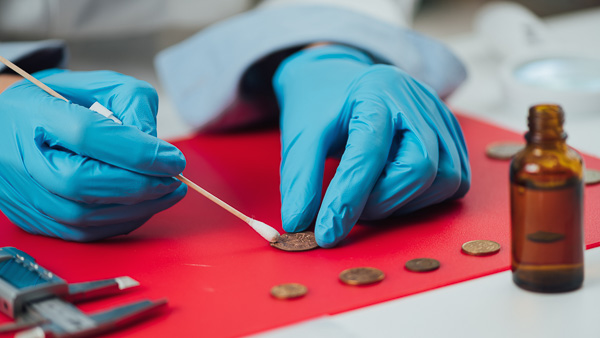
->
274;45;471;248
0;69;187;241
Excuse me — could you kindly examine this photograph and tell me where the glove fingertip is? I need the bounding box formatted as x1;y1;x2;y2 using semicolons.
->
314;230;339;248
173;149;187;174
173;183;188;200
314;208;355;248
281;211;310;233
158;141;187;176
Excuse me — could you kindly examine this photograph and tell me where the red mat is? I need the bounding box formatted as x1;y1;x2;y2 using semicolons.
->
1;115;599;337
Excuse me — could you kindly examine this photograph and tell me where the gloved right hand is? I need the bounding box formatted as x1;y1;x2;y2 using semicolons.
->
0;69;187;241
274;45;470;248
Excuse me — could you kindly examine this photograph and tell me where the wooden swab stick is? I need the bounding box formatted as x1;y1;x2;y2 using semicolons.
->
176;175;280;242
0;55;281;243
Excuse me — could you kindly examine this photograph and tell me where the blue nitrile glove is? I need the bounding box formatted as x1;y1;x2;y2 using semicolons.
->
0;69;187;241
274;45;471;248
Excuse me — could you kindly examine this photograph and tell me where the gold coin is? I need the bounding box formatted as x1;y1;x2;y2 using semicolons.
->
270;231;319;252
485;142;525;160
527;231;565;243
461;240;501;256
405;258;440;272
270;283;308;299
584;169;600;186
339;267;385;286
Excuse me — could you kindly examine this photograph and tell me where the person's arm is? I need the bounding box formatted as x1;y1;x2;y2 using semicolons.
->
0;74;20;93
156;1;465;131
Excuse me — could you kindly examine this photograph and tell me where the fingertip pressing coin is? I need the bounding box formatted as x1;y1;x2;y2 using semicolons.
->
339;267;385;286
461;240;501;256
270;283;308;300
270;231;319;252
486;142;525;160
405;258;440;272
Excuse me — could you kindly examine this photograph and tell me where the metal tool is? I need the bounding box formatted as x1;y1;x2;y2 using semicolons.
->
0;247;166;337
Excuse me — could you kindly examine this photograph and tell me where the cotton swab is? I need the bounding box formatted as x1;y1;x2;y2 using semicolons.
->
176;175;280;242
0;55;281;243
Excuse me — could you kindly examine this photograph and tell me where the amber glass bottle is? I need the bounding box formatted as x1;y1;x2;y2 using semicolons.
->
510;104;584;292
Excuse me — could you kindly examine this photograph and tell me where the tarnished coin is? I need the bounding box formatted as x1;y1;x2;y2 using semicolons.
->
461;240;501;256
270;231;319;252
405;258;440;272
527;231;565;243
339;267;385;286
270;283;308;299
584;169;600;186
486;142;525;160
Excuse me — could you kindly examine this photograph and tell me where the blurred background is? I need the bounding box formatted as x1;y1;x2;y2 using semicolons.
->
415;0;600;38
1;0;599;142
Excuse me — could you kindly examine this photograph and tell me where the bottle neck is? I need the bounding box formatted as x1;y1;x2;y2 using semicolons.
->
525;104;567;146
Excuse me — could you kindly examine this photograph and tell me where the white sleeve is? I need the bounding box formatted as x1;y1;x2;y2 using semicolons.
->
0;0;254;39
155;2;465;132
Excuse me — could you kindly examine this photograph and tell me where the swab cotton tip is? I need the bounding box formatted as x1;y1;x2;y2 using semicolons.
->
247;219;281;243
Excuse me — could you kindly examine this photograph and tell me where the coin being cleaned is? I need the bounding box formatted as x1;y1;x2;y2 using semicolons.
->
584;169;600;186
339;267;385;286
405;258;440;272
461;240;501;256
270;231;319;252
270;283;308;299
486;142;525;160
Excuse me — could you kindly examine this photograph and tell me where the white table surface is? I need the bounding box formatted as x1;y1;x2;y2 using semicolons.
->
67;6;600;338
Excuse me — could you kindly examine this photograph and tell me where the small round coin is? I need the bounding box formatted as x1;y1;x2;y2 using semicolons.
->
339;267;385;286
270;231;319;252
461;240;501;256
485;142;525;160
584;169;600;186
405;258;440;272
270;283;308;300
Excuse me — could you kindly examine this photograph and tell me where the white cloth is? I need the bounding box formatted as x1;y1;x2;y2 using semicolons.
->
0;0;255;39
0;0;416;39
